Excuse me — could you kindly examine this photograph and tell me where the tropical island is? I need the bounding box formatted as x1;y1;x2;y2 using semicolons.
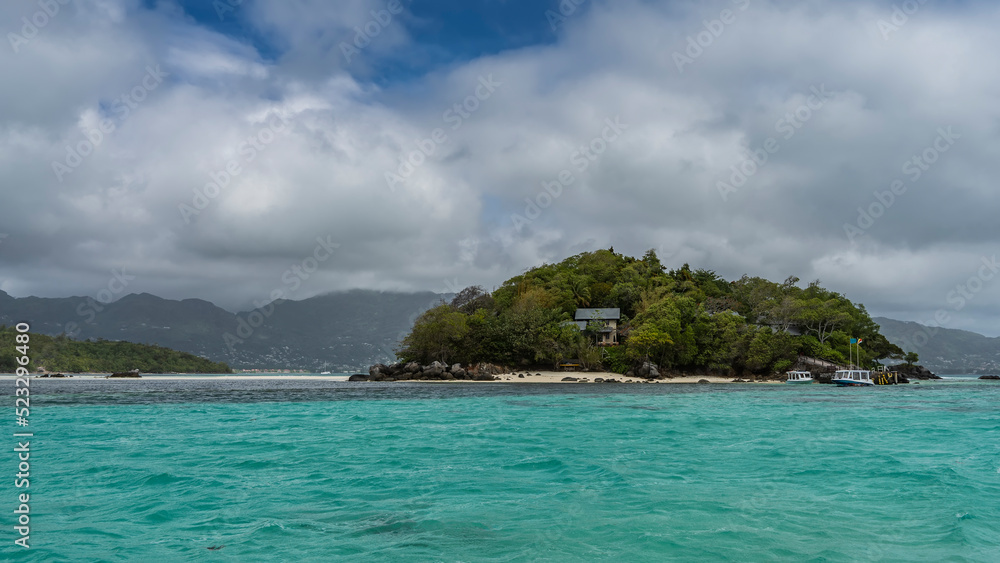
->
0;326;232;374
367;249;922;382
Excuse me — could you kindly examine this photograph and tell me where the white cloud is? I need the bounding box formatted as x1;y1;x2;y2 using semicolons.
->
1;0;1000;335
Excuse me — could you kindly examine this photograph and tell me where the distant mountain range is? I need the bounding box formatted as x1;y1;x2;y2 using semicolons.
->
874;317;1000;374
0;290;445;372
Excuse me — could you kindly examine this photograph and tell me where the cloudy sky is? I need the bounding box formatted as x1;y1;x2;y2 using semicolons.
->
1;0;999;335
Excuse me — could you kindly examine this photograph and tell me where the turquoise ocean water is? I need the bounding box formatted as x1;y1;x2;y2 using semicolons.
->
3;378;999;561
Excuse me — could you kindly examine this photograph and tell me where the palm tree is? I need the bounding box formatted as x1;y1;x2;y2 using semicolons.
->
570;277;591;307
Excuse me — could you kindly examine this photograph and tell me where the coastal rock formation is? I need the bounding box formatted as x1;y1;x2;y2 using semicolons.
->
109;369;141;378
892;364;941;380
626;361;662;380
979;375;1000;380
358;362;502;382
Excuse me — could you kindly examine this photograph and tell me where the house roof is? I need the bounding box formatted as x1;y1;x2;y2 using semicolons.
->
574;308;621;320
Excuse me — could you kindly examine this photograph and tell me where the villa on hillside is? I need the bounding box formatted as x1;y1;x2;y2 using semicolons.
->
572;308;621;346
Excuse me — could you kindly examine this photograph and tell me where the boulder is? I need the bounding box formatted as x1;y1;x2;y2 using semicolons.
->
451;363;463;373
635;361;660;379
697;379;711;384
979;375;1000;380
518;374;525;378
561;377;578;382
405;362;421;373
594;378;605;383
348;374;369;381
893;364;941;380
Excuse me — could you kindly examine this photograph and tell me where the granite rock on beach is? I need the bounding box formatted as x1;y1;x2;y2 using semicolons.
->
353;361;502;382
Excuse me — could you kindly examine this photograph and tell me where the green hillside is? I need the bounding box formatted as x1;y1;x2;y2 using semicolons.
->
0;326;232;374
398;249;903;377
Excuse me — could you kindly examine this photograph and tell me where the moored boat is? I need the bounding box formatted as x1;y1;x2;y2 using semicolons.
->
785;371;814;384
832;369;873;386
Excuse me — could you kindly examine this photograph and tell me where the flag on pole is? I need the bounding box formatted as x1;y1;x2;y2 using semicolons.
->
850;338;858;344
857;338;863;344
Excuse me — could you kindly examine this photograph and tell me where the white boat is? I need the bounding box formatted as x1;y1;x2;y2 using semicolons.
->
320;371;331;375
785;371;814;384
832;369;873;387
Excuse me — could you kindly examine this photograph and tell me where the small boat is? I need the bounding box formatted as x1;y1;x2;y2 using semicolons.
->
832;369;873;386
785;371;814;384
320;371;331;375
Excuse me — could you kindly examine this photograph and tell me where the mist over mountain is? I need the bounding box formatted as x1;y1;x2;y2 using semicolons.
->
0;289;445;372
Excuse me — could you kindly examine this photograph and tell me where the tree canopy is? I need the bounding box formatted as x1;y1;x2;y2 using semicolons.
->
396;249;904;376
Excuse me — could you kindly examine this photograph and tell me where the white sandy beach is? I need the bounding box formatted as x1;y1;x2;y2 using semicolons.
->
0;374;351;381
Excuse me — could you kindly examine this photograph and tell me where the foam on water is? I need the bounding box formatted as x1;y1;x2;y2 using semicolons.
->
3;379;999;561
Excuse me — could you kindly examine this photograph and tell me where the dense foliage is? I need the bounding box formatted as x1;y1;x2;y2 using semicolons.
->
0;327;232;373
397;249;903;376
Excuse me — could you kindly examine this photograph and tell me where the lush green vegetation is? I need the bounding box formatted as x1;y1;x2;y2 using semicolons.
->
397;249;904;377
0;327;232;374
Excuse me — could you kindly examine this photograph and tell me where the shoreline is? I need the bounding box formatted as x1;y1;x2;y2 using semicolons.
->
0;372;776;383
2;372;974;383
